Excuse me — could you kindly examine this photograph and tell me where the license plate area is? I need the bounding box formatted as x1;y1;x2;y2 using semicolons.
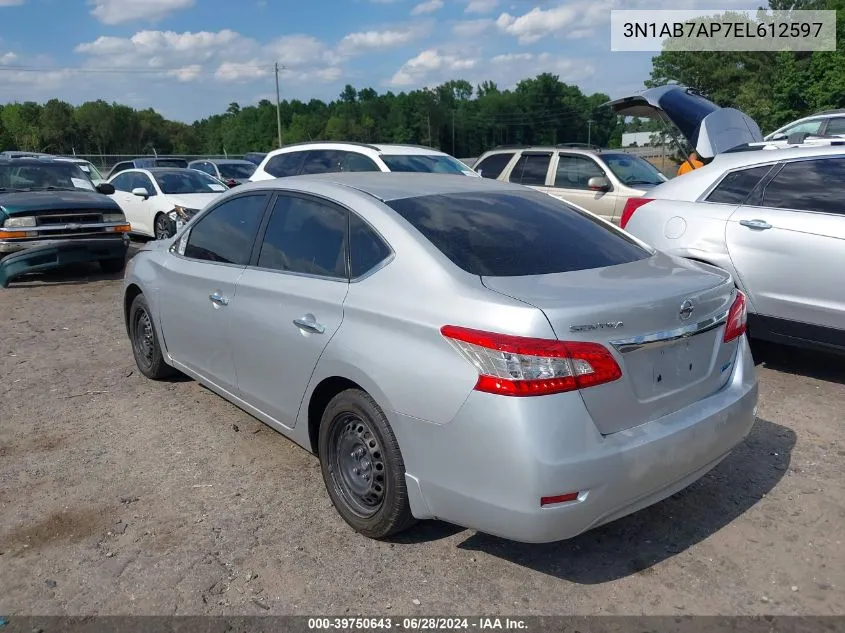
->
625;332;718;399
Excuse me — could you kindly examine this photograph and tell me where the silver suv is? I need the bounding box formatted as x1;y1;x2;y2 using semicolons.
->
473;146;667;225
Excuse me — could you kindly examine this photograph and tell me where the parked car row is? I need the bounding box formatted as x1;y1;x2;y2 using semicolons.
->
5;83;841;547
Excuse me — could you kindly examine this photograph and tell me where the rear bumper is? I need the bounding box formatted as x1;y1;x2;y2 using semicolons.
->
397;336;758;543
0;236;129;287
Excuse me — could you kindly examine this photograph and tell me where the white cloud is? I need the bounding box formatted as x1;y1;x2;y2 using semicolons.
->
0;0;26;6
88;0;195;25
410;0;442;15
387;48;594;90
215;60;271;83
495;0;612;44
1;51;18;64
451;18;495;37
265;34;338;67
388;49;478;86
465;0;497;13
337;25;429;55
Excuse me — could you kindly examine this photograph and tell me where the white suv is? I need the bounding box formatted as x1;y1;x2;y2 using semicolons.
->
250;142;478;181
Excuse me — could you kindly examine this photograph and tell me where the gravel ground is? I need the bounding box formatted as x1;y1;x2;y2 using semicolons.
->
1;248;843;616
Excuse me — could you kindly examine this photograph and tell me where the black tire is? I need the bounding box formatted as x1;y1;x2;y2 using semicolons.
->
153;213;174;240
318;389;416;539
128;293;175;380
99;257;126;274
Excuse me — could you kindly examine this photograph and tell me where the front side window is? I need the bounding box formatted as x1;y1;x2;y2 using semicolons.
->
706;165;773;205
387;190;649;277
256;195;348;278
474;153;514;179
110;173;134;192
597;153;665;186
265;152;305;178
129;173;156;196
183;194;268;265
779;119;823;138
301;150;344;175
761;157;845;215
554;155;606;190
508;153;551;186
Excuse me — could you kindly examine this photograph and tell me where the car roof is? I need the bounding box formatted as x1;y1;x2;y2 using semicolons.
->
242;172;523;202
0;157;79;166
479;146;609;157
197;158;254;164
264;141;447;158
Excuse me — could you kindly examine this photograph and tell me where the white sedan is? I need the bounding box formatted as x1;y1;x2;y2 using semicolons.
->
107;167;228;239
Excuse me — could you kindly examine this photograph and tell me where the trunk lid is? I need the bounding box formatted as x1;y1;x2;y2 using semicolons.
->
605;85;762;159
482;252;739;435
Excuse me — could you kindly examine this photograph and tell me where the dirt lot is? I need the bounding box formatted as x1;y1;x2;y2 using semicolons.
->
1;247;843;616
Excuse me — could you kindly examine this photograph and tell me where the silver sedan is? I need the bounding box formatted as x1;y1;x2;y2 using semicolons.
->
122;173;758;543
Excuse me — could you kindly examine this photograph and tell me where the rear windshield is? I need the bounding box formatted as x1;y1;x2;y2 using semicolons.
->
154;159;188;168
380;154;469;175
218;162;256;179
387;191;650;277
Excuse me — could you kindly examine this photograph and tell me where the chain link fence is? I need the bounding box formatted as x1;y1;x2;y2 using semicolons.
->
70;154;248;172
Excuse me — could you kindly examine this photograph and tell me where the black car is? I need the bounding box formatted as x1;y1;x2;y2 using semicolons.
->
0;158;130;287
106;157;189;179
243;152;267;166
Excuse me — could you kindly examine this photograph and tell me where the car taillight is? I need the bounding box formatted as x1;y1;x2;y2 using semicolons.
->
620;197;654;229
723;290;748;343
440;325;622;397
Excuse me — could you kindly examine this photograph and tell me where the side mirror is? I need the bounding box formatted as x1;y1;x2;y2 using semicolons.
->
587;176;611;192
96;183;115;195
132;187;150;199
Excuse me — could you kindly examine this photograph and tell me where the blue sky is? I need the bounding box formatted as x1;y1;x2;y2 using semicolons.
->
0;0;755;122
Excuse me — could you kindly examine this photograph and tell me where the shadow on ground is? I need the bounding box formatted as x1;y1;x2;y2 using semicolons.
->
399;417;794;583
751;340;845;386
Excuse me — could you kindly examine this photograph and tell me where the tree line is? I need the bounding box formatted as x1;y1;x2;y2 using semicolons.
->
0;74;622;159
2;0;843;159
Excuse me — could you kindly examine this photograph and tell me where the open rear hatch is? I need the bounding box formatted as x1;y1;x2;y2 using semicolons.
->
605;85;763;159
482;253;741;435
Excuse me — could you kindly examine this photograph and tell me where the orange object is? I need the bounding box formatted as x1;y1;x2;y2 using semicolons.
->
677;153;703;176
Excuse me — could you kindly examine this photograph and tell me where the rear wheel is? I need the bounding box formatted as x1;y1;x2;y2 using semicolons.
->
99;257;126;274
318;389;415;539
154;213;174;240
129;293;174;380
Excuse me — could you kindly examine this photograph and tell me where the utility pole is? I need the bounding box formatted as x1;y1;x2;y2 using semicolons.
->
275;62;283;149
587;119;595;147
451;110;455;156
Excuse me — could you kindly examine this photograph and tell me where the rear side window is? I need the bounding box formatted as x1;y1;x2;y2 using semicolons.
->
257;195;348;278
761;157;845;215
265;152;304;177
343;152;380;172
508;153;551;186
824;118;845;135
110;162;131;176
387;191;649;277
350;213;391;278
474;153;514;179
184;194;268;265
706;165;772;205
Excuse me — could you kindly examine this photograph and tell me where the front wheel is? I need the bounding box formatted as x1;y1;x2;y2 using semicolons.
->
318;389;415;539
153;213;174;240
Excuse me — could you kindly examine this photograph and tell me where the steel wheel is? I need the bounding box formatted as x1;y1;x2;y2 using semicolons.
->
154;214;173;240
132;305;155;370
327;413;387;518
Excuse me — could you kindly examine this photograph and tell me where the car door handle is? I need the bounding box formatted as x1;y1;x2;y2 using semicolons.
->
293;316;325;334
209;291;229;306
739;219;772;230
